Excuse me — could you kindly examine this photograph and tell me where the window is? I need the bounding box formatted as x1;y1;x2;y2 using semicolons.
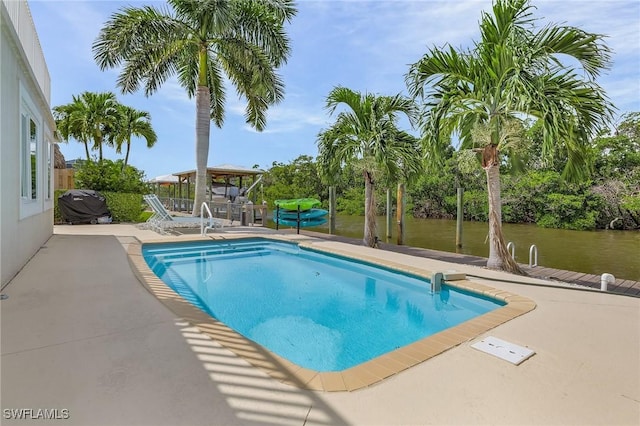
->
20;113;38;200
30;117;38;199
47;140;52;199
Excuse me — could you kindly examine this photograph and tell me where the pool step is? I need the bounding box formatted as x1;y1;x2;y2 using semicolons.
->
152;245;271;261
164;249;276;265
144;241;299;259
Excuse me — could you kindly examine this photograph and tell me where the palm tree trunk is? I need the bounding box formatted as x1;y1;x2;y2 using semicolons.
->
363;171;378;247
485;159;525;275
123;139;131;170
192;85;210;216
83;141;90;160
95;134;103;161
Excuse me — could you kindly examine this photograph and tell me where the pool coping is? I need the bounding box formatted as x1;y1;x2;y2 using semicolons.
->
127;234;536;392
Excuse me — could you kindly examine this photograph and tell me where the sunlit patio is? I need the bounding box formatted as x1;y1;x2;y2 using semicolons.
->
1;224;638;425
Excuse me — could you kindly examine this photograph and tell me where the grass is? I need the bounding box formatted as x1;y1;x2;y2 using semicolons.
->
137;211;153;223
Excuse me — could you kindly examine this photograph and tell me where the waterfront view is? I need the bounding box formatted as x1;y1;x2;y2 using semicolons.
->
270;215;640;281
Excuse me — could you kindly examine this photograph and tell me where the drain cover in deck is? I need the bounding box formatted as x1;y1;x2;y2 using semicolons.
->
471;336;535;365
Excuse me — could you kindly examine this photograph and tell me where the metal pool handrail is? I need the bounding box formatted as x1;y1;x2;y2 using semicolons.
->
200;202;215;236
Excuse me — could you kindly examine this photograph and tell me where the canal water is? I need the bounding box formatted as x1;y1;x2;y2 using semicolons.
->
269;215;640;281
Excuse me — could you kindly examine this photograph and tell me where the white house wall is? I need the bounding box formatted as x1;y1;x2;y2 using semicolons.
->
1;0;55;287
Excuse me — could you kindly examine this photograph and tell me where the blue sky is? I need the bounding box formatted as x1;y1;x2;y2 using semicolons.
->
29;0;640;180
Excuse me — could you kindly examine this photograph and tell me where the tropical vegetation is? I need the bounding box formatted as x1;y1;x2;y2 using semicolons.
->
92;0;297;216
317;87;422;247
113;105;157;170
53;0;640;252
405;0;613;273
53;91;157;167
53;91;118;161
74;159;150;194
261;111;639;233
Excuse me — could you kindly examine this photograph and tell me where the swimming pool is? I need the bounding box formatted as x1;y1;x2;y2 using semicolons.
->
143;238;505;372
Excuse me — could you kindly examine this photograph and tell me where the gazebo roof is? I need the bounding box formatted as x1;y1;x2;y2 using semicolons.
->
173;164;264;180
148;174;179;184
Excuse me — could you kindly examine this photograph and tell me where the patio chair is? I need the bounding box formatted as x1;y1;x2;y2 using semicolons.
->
143;194;224;233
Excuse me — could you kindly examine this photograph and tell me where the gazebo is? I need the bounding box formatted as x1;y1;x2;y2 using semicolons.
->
172;164;264;203
149;174;180;199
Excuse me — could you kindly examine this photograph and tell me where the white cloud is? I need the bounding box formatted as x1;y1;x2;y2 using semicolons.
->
240;104;329;134
156;78;193;105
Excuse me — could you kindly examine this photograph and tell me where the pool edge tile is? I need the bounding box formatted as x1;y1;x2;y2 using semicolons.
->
319;372;347;392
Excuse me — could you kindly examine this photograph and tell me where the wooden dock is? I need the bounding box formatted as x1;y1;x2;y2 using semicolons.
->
298;230;640;297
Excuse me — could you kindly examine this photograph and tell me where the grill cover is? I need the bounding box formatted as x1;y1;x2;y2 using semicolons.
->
58;190;111;224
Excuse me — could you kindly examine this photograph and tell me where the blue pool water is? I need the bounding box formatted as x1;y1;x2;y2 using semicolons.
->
143;238;504;372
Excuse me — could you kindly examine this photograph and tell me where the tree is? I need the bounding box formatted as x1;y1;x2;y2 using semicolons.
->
593;112;640;180
93;0;296;216
53;98;90;160
317;87;422;247
53;92;154;165
52;91;120;161
591;112;640;229
406;0;613;274
81;91;120;161
262;155;324;206
114;105;157;170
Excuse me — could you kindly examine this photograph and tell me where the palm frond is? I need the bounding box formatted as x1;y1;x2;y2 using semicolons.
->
318;87;421;186
407;0;613;181
532;23;611;79
231;0;294;67
216;35;284;130
206;60;227;127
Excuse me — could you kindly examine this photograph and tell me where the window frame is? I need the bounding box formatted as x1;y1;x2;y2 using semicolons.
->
19;83;44;219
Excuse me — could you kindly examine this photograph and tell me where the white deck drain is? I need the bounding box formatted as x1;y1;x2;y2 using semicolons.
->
471;336;535;365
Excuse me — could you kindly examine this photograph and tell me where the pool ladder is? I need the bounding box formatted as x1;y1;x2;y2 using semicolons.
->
507;242;538;268
200;202;216;236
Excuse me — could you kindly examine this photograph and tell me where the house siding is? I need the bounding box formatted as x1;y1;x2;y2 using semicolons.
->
1;0;55;286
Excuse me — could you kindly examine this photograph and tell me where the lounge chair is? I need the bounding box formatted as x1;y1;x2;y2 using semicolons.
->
143;194;224;233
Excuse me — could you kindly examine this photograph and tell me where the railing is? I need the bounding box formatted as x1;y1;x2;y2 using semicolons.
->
158;197;195;213
158;197;267;225
245;175;263;198
529;244;538;268
200;202;215;236
1;0;51;103
507;241;540;268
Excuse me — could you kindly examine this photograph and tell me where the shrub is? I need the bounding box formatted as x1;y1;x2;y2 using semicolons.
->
336;187;365;215
53;189;67;223
443;190;488;222
74;159;150;194
102;192;144;222
536;192;602;230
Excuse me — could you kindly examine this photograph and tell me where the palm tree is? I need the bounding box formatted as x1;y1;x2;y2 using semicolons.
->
317;87;422;247
84;91;120;161
406;0;613;274
53;91;120;161
93;0;296;216
114;105;157;170
53;97;91;160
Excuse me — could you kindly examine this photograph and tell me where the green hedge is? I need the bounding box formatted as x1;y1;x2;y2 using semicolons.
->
53;189;66;223
54;189;145;223
102;192;144;222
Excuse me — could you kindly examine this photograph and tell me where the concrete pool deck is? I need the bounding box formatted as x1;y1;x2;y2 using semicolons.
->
1;224;638;425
